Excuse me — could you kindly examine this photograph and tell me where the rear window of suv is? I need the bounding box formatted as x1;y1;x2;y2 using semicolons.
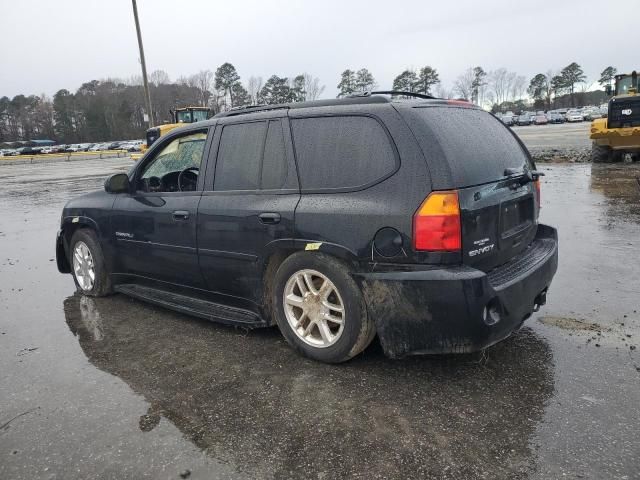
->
407;107;532;187
291;116;397;191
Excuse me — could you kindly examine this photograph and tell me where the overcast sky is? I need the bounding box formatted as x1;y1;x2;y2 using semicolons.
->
1;0;637;99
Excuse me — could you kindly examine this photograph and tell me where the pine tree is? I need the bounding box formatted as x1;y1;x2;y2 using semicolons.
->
392;70;418;94
337;70;357;97
415;66;439;95
354;69;376;93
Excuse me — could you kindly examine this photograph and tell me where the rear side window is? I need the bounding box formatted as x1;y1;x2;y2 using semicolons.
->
408;107;532;187
261;121;288;190
214;120;291;191
291;116;397;191
215;122;266;191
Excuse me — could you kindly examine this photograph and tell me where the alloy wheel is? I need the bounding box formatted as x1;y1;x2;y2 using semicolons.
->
283;269;345;348
72;241;95;291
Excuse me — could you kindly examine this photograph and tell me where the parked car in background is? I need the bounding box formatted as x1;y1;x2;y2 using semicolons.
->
17;146;36;155
565;110;584;122
533;115;548;125
41;146;56;154
65;144;83;152
501;115;515;126
583;109;602;121
547;113;564;124
126;141;143;152
516;114;532;126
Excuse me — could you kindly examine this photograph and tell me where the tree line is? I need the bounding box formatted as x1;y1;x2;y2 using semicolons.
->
0;61;618;144
0;63;326;144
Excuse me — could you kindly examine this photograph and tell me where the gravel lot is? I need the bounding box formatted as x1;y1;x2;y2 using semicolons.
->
513;122;594;163
1;153;639;479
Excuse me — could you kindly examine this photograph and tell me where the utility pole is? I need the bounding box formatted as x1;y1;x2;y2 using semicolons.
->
131;0;154;127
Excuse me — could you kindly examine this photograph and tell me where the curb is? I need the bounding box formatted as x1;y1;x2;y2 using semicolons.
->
0;152;132;166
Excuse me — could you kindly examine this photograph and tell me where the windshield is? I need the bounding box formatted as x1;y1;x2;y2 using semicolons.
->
192;110;208;121
616;76;634;95
176;110;192;123
175;109;208;123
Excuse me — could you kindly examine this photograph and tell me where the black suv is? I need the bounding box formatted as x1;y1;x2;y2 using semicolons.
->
56;93;558;363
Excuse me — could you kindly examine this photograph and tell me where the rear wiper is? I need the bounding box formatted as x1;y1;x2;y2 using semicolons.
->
504;168;545;186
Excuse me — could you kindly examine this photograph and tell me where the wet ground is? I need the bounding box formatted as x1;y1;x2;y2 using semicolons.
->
1;158;639;479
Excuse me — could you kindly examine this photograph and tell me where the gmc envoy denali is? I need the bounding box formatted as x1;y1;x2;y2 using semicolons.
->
56;92;558;363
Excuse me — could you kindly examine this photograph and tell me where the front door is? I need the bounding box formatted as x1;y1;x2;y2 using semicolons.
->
197;117;299;308
111;130;209;288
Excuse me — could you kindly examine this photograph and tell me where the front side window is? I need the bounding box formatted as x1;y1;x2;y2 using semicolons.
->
138;132;206;193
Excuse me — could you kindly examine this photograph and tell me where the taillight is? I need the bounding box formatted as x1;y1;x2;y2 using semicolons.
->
534;178;541;210
413;190;461;251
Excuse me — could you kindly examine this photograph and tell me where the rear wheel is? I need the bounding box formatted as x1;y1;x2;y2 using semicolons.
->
70;229;112;297
272;252;375;363
611;150;624;163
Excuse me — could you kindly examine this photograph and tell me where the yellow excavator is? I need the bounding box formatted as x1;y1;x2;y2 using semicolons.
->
133;106;211;160
590;71;640;162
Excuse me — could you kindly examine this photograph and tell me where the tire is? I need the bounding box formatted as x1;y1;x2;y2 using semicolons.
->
610;150;625;163
272;252;376;363
69;229;112;297
591;143;611;163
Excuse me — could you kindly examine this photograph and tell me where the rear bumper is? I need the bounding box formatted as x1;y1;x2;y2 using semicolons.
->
356;224;558;359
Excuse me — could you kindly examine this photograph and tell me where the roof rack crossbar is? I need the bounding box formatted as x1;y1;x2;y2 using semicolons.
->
217;104;290;118
370;90;437;100
348;90;437;100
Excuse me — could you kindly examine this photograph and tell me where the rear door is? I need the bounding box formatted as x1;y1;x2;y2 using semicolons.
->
197;116;299;307
401;105;539;271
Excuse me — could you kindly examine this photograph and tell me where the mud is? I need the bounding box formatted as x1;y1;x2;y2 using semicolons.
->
539;316;604;331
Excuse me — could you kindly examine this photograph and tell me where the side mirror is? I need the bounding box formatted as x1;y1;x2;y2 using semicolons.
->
104;173;130;194
605;85;612;96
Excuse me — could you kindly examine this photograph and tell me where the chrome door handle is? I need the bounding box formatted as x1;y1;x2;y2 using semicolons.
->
258;212;281;224
172;210;190;221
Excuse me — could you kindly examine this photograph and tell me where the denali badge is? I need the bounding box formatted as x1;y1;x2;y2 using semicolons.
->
115;232;134;239
621;109;633;116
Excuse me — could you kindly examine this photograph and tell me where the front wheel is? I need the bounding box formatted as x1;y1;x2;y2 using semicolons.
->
70;229;112;297
591;143;611;163
272;253;376;363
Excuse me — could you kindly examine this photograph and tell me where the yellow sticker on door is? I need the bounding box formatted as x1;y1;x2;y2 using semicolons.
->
305;242;322;251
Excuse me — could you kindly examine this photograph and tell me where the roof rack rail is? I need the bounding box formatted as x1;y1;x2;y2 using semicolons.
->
349;90;437;100
215;104;290;118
